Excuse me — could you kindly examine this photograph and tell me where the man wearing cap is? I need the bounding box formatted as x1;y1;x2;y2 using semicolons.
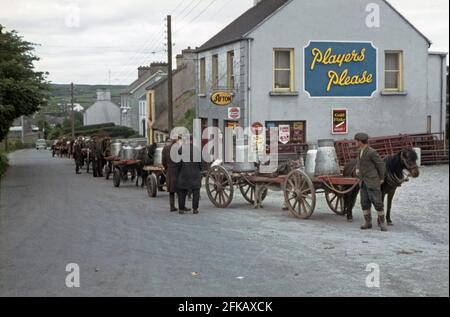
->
162;136;181;212
355;133;387;232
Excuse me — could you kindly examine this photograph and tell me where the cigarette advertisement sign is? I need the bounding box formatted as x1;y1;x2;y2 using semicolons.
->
332;109;348;134
304;41;377;97
279;125;290;144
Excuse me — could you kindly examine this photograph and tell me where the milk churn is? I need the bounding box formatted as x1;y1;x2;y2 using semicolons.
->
314;139;340;176
133;144;145;160
153;143;165;166
111;141;122;157
305;143;318;177
121;143;135;161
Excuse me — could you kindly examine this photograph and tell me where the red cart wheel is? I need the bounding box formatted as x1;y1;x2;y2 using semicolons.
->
283;170;316;219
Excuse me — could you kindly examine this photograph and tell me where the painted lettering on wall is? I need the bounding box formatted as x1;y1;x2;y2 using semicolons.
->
305;41;377;97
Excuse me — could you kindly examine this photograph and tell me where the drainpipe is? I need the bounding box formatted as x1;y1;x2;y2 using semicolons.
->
439;54;448;147
246;38;253;129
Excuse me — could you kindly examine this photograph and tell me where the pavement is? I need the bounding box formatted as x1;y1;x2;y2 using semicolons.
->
0;149;448;297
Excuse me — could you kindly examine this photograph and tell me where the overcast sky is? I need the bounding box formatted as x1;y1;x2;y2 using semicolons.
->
0;0;448;85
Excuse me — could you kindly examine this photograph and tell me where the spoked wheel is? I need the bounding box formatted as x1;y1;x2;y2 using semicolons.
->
205;165;234;208
239;179;268;205
283;170;316;219
113;168;121;188
325;188;346;216
146;174;158;198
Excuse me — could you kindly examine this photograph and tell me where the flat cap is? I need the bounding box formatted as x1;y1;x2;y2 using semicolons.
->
355;133;369;142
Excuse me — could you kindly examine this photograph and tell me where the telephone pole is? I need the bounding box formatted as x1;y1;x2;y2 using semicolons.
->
71;82;75;138
167;15;174;132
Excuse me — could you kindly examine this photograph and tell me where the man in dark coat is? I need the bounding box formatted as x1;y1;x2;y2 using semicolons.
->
177;139;203;215
355;133;387;232
73;137;84;174
162;137;180;212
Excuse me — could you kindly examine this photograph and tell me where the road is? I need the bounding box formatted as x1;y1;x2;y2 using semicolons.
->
0;149;448;297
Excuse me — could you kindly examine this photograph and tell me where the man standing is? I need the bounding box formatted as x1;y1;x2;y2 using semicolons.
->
355;133;387;232
162;137;180;212
73;136;84;174
177;138;203;215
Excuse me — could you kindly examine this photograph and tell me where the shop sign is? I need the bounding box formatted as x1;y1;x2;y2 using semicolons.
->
304;41;377;97
211;91;233;106
332;109;348;134
279;125;290;144
227;107;241;120
251;122;264;135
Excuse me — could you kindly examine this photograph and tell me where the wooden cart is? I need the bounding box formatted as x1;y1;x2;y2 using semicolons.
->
205;165;359;219
112;159;142;188
143;165;166;198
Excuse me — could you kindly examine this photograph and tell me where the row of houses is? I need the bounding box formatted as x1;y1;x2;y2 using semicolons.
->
85;0;448;149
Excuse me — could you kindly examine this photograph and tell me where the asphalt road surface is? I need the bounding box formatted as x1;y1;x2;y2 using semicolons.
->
0;149;448;297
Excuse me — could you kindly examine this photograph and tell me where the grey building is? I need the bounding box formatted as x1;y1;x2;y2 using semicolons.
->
84;89;121;126
196;0;448;150
120;63;168;135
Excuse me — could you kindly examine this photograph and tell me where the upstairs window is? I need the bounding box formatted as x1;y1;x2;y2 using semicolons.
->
273;49;294;92
212;54;219;90
227;51;235;90
199;58;206;94
385;51;404;91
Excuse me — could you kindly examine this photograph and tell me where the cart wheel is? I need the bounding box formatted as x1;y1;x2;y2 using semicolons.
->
146;174;158;198
206;165;234;208
283;170;316;219
239;180;267;205
113;168;121;188
325;188;346;216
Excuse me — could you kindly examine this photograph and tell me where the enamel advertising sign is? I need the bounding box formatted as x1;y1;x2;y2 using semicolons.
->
304;41;377;97
332;109;348;135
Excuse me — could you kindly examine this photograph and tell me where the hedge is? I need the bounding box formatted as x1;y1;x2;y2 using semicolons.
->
0;151;8;178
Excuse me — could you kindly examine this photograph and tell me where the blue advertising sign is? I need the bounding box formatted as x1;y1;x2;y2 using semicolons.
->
304;41;377;97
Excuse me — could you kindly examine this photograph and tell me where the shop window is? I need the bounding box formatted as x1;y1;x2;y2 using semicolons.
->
266;121;306;153
212;55;219;90
385;51;404;91
273;49;295;92
227;51;235;90
199;58;206;95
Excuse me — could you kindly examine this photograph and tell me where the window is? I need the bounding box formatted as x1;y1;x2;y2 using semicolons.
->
199;58;206;94
385;51;404;91
212;54;219;90
273;49;294;92
227;51;235;90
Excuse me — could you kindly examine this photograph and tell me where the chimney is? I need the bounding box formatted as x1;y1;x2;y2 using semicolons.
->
97;89;111;101
254;0;263;5
138;62;168;78
138;66;151;78
176;46;196;69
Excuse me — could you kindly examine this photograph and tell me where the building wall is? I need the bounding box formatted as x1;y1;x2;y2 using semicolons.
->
84;101;121;126
427;53;448;135
247;0;442;142
197;41;245;132
196;0;447;144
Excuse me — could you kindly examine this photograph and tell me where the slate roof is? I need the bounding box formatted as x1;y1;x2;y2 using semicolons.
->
196;0;291;52
196;0;432;53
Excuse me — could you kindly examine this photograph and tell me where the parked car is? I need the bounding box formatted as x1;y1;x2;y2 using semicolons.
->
36;139;47;150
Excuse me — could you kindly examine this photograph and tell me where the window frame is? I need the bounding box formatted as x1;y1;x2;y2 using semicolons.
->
273;48;295;92
212;54;219;90
227;50;235;90
199;58;206;95
384;51;404;92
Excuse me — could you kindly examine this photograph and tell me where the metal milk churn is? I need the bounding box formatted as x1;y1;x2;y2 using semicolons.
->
305;143;318;178
153;143;165;166
111;141;122;158
314;139;340;176
133;144;144;160
233;144;256;172
121;143;135;161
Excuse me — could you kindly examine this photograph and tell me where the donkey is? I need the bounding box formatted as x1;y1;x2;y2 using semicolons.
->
343;148;420;225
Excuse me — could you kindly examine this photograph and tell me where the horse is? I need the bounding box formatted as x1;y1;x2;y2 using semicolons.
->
343;148;420;225
134;144;158;188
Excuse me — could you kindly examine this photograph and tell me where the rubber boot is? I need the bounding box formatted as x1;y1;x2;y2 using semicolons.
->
378;211;388;232
360;210;372;230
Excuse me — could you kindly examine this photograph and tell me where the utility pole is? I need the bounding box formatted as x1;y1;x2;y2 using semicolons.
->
167;15;174;132
71;82;75;138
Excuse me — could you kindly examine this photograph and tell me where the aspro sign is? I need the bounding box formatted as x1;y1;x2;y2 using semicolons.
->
304;41;377;97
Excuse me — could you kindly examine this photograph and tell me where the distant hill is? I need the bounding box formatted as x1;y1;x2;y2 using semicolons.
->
46;84;126;113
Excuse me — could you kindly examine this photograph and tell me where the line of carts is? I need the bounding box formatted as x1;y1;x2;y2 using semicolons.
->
104;139;359;220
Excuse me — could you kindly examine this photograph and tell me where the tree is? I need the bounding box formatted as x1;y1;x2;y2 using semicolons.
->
0;25;49;142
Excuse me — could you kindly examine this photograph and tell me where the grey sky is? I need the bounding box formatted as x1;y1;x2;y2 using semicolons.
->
0;0;448;85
